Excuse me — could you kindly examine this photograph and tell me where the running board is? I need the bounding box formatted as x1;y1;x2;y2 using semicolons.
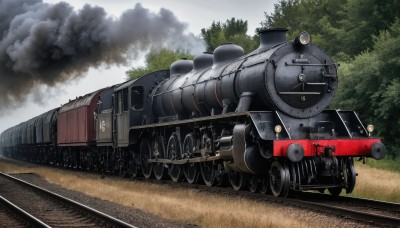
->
298;184;342;190
148;155;221;164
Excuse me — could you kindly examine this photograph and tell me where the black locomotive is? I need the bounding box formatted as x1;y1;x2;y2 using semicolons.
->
0;28;386;197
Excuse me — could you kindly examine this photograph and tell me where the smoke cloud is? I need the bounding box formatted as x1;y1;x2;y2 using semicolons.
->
0;0;205;113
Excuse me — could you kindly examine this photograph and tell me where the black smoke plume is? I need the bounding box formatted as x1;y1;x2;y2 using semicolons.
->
0;0;204;113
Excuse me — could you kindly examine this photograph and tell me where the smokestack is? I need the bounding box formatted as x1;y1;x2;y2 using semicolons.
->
0;0;205;115
257;28;288;51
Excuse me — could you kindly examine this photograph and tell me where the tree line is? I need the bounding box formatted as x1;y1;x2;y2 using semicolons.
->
127;0;400;159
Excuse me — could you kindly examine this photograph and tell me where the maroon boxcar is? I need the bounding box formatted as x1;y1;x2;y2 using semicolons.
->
57;89;105;146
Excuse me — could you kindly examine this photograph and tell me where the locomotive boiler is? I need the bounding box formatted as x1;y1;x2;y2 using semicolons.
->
153;28;336;119
0;28;387;197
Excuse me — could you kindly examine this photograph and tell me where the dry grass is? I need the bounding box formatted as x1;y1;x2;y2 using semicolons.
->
0;160;314;228
348;162;400;202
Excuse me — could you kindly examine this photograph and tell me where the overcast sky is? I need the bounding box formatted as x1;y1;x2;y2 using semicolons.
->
0;0;278;133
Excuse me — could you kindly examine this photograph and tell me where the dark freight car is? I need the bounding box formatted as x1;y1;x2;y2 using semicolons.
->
42;108;58;144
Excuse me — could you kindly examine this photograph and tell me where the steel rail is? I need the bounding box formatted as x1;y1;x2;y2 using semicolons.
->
284;197;400;227
0;172;137;228
298;191;400;212
0;195;51;228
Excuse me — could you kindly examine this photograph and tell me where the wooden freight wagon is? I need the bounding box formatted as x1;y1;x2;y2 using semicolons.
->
57;89;105;147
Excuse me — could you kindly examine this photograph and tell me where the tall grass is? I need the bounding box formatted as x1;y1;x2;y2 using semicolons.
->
348;161;400;202
363;157;400;173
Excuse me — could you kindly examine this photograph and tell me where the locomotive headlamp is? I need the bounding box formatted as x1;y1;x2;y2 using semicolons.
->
367;124;374;133
295;32;311;46
367;124;374;137
274;125;282;133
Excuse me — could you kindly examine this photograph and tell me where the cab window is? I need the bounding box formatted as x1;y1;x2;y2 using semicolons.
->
131;86;144;110
116;91;122;114
122;89;129;112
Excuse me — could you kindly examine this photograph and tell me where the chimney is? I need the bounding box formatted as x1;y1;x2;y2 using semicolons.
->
257;28;288;51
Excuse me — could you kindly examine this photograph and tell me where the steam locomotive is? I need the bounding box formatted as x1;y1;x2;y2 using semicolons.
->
0;28;386;197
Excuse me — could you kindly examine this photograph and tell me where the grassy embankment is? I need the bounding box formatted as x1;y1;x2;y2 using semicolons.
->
363;157;400;173
347;159;400;202
0;159;314;228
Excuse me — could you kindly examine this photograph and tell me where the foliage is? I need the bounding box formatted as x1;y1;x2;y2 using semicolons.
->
338;0;400;57
126;49;193;80
263;0;400;58
201;18;258;53
262;0;347;57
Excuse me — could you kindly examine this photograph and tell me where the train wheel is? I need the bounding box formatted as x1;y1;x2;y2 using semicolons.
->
140;138;153;179
184;163;199;184
169;165;182;182
128;149;139;179
259;176;271;194
152;135;166;181
130;161;139;179
182;134;199;184
153;163;165;180
167;133;182;182
344;158;356;194
249;175;260;193
229;171;244;191
328;187;342;196
269;161;290;197
200;161;217;186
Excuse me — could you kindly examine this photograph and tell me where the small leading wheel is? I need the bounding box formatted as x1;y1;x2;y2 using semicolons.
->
328;187;342;196
167;133;182;182
182;134;199;184
200;161;217;186
152;135;166;180
269;161;290;197
228;171;244;191
249;175;260;193
140;138;153;179
344;158;356;194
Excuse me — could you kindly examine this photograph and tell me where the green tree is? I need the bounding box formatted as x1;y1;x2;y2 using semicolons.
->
338;0;400;57
262;0;400;58
126;49;193;80
201;18;258;53
262;0;347;58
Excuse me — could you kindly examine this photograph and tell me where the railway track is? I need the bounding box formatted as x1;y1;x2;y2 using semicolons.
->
287;193;400;227
297;192;400;217
0;195;46;227
0;172;136;228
